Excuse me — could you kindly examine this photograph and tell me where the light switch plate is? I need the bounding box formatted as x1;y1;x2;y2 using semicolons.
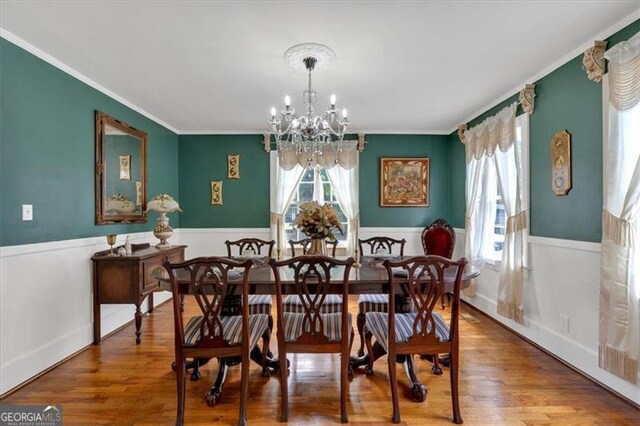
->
22;204;33;221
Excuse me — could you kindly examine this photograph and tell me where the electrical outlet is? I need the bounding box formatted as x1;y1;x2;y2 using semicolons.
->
22;204;33;221
559;315;570;334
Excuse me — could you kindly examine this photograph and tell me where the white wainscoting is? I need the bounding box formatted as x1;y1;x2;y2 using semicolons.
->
3;226;638;403
178;228;271;258
0;231;171;395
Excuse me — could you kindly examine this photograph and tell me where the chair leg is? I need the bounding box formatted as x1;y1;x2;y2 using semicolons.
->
260;321;272;377
356;312;366;356
388;354;400;424
450;349;463;424
441;292;446;309
238;351;249;426
364;328;375;376
341;344;349;423
278;349;289;422
176;356;186;426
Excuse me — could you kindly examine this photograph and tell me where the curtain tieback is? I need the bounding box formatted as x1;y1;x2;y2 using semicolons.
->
465;215;472;229
270;212;283;222
505;210;527;234
602;209;635;247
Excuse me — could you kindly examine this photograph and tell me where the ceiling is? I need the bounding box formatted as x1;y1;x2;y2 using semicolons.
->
2;1;639;134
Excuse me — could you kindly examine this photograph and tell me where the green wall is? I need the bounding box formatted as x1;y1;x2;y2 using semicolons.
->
359;134;451;227
0;38;180;246
178;134;452;229
178;135;271;228
449;19;640;243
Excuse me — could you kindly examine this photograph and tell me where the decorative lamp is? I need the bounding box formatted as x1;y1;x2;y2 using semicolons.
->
145;194;182;249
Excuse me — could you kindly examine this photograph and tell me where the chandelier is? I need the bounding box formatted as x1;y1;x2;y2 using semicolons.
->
268;43;357;170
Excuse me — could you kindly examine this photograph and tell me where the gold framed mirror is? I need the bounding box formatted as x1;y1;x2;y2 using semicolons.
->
95;111;147;224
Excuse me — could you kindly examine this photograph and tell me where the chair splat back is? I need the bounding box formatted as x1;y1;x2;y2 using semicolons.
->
164;257;253;350
270;256;354;345
383;255;466;350
225;238;275;257
358;236;406;256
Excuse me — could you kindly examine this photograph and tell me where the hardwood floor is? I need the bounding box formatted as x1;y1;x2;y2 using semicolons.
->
2;297;638;425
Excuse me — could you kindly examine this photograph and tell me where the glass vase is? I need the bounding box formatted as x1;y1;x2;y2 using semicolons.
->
308;237;326;256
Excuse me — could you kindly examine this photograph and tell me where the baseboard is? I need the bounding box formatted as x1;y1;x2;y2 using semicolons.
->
0;296;173;400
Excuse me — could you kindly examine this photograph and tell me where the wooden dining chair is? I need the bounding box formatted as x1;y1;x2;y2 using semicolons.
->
163;257;271;426
269;255;356;423
364;255;467;424
355;236;406;357
225;238;275;258
288;238;338;257
421;219;456;308
225;238;275;355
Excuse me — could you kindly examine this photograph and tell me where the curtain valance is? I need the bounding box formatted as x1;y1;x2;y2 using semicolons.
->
605;31;640;111
464;103;517;163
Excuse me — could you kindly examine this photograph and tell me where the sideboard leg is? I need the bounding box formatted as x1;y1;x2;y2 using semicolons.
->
148;293;154;313
93;302;101;345
135;304;142;345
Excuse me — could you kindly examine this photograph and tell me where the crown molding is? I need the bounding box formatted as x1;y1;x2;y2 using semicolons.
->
179;130;268;135
447;6;640;134
0;28;180;135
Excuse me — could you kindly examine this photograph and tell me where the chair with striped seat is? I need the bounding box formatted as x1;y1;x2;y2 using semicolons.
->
285;238;341;314
163;257;270;426
269;255;356;423
224;239;274;328
356;236;406;356
364;255;467;424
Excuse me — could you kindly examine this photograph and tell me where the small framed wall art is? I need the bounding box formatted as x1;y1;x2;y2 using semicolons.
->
380;157;430;207
119;155;131;180
551;130;571;196
227;154;240;179
210;180;223;205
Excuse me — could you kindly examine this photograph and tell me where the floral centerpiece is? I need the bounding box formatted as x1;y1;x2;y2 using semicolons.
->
294;201;343;254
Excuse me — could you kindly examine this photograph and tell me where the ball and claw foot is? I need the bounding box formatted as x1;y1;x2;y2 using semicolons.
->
431;365;443;375
364;366;374;376
205;389;221;406
411;383;427;402
357;349;364;357
348;367;354;380
190;369;201;381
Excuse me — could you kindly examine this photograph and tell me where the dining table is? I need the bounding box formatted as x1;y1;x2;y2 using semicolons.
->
153;255;478;404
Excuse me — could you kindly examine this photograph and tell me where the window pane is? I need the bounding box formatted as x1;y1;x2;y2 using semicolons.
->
336;223;348;242
323;182;332;201
298;183;313;201
285;226;297;243
284;203;298;223
333;203;348;222
302;169;314;182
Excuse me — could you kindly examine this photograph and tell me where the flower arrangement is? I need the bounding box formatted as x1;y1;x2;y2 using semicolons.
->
294;201;343;241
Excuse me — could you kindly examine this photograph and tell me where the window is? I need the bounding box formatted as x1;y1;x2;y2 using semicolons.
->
488;113;529;263
283;168;349;244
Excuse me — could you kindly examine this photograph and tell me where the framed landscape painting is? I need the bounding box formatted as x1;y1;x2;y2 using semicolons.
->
380;157;429;207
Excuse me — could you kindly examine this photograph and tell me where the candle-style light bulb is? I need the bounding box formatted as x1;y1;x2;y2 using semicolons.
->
330;94;336;106
285;95;291;107
270;107;276;118
342;108;348;118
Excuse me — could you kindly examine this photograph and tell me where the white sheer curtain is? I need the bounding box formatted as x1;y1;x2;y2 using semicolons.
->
270;152;305;255
463;103;527;324
599;30;640;385
493;135;526;324
327;157;360;256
